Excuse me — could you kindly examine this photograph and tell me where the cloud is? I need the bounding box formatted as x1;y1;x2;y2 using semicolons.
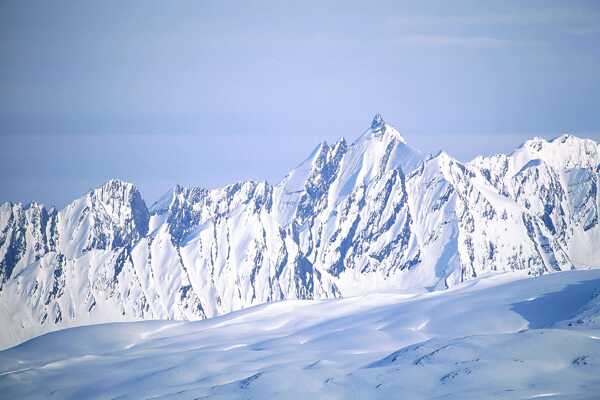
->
391;34;542;48
567;27;600;36
384;7;599;48
386;8;600;29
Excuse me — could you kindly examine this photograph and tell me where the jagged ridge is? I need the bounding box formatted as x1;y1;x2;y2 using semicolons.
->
1;115;599;349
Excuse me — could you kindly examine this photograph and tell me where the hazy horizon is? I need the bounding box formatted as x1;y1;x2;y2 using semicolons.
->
2;0;599;206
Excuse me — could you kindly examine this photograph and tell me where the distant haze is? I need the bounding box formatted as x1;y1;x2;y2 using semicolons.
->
1;0;599;207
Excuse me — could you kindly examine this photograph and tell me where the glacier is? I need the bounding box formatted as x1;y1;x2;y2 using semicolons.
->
1;114;600;350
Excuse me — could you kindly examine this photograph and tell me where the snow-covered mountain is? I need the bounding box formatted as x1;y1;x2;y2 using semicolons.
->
1;114;599;349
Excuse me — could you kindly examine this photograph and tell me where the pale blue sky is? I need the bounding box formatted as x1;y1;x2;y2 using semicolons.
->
1;1;599;206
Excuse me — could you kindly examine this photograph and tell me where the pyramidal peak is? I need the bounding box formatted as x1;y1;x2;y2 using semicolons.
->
371;113;385;132
367;113;407;145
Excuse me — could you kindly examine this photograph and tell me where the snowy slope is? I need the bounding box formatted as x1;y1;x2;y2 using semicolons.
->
1;270;600;399
1;115;600;349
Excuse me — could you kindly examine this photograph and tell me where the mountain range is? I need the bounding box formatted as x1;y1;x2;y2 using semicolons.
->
1;114;599;349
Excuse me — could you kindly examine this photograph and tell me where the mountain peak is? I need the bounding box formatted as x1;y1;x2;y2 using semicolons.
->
370;113;385;132
89;179;145;208
95;179;138;195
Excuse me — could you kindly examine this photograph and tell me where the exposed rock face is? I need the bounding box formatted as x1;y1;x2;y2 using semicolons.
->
1;117;599;349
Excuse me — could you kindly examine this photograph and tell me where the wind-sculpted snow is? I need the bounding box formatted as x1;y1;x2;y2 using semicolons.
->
1;115;600;349
1;270;600;399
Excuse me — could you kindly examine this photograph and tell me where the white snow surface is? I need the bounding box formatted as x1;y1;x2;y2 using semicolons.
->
1;115;600;350
1;269;600;399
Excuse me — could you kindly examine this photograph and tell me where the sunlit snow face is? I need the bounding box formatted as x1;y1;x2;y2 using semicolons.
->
2;269;600;399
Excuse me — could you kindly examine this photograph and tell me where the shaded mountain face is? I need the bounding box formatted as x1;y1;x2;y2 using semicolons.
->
1;115;599;349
